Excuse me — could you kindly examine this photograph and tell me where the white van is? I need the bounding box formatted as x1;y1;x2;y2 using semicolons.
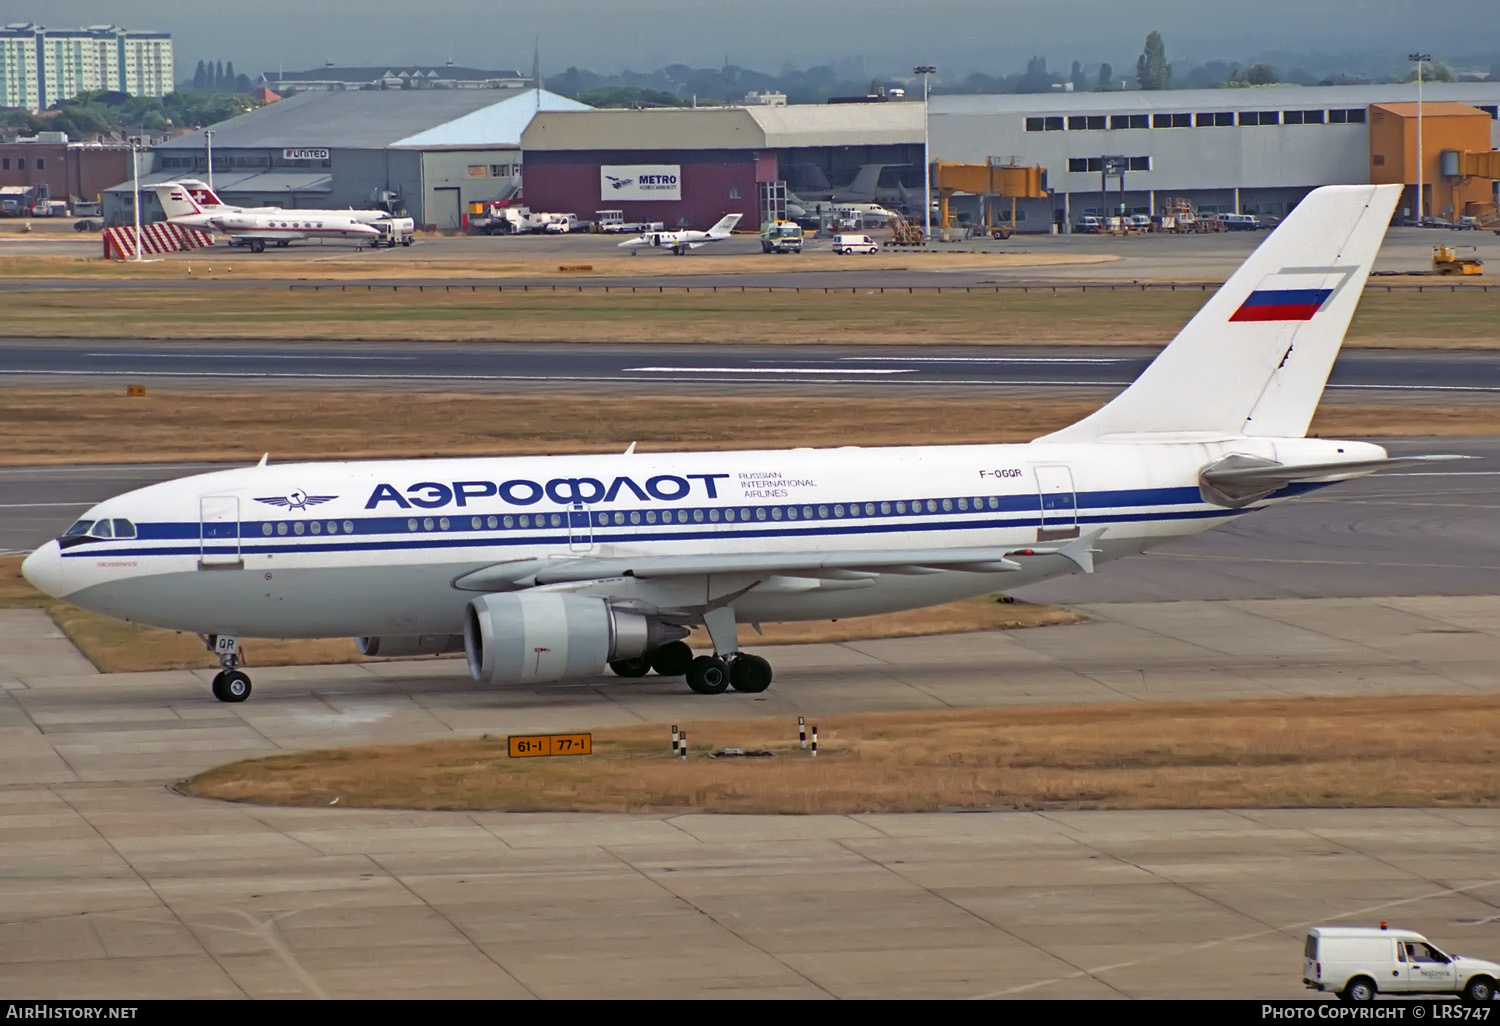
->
1304;925;1499;1002
833;233;878;254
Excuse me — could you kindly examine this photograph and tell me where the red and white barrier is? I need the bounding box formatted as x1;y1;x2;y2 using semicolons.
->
102;223;217;261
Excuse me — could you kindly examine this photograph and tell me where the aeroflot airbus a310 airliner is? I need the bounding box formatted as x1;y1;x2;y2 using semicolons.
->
23;184;1450;702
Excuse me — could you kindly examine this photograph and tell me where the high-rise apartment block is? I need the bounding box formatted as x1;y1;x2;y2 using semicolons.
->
0;23;173;110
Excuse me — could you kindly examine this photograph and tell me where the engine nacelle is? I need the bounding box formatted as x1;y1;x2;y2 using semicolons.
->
464;592;680;685
355;634;464;658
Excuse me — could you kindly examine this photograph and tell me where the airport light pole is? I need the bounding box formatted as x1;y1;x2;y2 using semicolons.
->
130;138;143;262
1408;53;1430;224
204;129;214;190
914;65;936;245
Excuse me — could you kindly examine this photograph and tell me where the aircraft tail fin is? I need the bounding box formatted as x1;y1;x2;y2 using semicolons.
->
841;163;886;200
1040;184;1401;442
175;178;228;209
709;213;743;236
151;181;206;220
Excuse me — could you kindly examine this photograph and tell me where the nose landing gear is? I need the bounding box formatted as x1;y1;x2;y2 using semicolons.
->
205;634;252;702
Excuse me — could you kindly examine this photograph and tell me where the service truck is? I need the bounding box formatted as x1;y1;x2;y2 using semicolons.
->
760;220;804;253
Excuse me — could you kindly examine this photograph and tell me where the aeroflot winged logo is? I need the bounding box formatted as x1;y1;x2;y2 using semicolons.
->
1229;265;1357;323
255;489;338;512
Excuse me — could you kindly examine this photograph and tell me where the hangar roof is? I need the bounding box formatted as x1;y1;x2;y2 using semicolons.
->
155;88;587;151
522;102;923;152
930;82;1500;117
102;169;332;195
391;90;589;148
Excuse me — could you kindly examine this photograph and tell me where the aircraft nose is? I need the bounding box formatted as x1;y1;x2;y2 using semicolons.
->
20;540;68;599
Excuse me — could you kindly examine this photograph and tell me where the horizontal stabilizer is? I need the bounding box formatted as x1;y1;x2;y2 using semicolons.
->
1199;453;1469;508
1202;454;1466;487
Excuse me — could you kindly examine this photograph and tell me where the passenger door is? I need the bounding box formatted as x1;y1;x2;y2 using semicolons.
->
568;502;594;553
1034;465;1080;541
199;495;242;569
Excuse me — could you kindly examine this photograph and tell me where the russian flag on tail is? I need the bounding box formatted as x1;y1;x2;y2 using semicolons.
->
1230;271;1336;322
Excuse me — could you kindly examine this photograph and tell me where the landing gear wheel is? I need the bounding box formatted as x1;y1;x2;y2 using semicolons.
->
248;240;266;253
211;670;252;703
685;656;730;695
649;640;693;677
276;240;290;248
729;654;773;693
609;656;651;678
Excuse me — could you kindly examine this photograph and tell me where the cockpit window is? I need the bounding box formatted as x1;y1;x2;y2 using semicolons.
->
111;519;137;539
62;520;94;538
90;520;113;539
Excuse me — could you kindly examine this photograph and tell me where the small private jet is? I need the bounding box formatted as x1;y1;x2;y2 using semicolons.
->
23;184;1454;703
617;213;743;254
152;180;383;252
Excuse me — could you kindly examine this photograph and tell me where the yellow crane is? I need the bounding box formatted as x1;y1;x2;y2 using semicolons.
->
931;160;1047;238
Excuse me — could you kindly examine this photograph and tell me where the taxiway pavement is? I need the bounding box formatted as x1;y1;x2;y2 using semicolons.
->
3;596;1500;999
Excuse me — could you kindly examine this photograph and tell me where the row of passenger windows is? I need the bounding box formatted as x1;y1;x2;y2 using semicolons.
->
407;497;1005;532
260;520;355;536
1025;108;1371;132
250;497;1014;538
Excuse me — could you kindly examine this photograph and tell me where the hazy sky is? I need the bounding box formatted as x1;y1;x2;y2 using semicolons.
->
22;1;1500;79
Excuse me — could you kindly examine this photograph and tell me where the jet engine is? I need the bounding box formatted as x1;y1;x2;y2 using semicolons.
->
355;634;464;658
463;592;685;685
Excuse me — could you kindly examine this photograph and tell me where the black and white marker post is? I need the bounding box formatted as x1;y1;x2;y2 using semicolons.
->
798;716;807;749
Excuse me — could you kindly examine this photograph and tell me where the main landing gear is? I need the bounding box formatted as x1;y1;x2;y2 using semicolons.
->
206;634;252;703
608;607;775;695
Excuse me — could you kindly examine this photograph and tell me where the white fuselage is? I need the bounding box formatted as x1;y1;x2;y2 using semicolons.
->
176;210;381;243
23;436;1375;640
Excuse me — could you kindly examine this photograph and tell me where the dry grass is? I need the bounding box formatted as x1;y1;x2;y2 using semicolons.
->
4;390;1499;468
182;695;1500;813
0;557;1076;674
0;283;1494;346
0;249;1111;281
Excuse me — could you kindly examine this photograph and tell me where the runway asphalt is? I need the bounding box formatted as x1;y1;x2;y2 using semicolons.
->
4;439;1493;602
5;339;1500;399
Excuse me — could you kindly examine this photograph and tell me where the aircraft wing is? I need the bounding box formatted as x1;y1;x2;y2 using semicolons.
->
453;535;1102;592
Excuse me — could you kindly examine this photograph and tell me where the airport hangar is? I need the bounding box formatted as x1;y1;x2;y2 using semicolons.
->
101;86;589;229
928;82;1500;230
519;102;926;229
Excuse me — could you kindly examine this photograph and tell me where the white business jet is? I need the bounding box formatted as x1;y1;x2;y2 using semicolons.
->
617;213;743;254
24;185;1449;703
152;181;382;253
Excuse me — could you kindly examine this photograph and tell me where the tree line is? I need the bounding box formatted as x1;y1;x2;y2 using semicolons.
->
190;60;253;94
547;34;1494;106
